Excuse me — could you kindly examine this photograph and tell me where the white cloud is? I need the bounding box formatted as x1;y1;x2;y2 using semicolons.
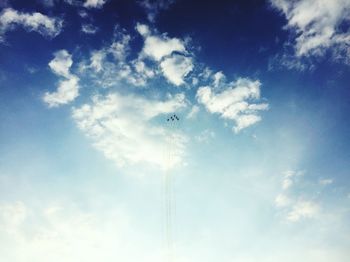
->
196;78;268;133
43;50;80;107
0;8;63;42
72;92;187;169
49;50;73;78
287;200;319;222
43;76;80;107
270;0;350;63
109;34;131;61
135;23;150;37
85;34;129;72
78;27;160;88
81;23;98;34
136;24;193;86
160;54;193;86
83;0;107;9
274;170;325;223
78;10;88;18
136;23;186;61
281;170;304;190
212;71;225;88
84;41;156;87
234;114;262;133
89;49;106;73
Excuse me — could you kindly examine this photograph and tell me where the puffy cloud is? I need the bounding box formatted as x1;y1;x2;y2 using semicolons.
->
81;23;98;34
160;54;193;86
136;23;193;86
83;0;107;9
48;50;73;78
0;8;63;42
270;0;350;63
43;50;80;107
196;78;268;133
135;23;150;37
72;92;187;169
136;23;186;61
43;76;79;107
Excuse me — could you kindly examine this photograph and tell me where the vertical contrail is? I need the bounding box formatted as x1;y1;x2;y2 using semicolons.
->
163;114;180;262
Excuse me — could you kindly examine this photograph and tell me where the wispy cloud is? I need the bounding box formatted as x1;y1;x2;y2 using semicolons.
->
81;23;98;34
195;129;215;143
39;23;269;168
72;92;188;169
270;0;350;65
79;29;157;87
274;170;323;222
0;8;63;42
196;77;269;133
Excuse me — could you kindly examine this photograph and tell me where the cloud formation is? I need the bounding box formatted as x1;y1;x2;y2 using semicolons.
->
72;92;187;168
271;0;350;64
196;78;268;133
274;170;321;222
0;8;63;42
81;23;98;34
43;50;80;107
160;54;193;86
137;23;186;61
136;23;193;86
48;49;73;78
78;29;158;87
83;0;107;9
38;23;268;168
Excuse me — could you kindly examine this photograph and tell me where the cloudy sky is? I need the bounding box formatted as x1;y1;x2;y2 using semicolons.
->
1;0;350;261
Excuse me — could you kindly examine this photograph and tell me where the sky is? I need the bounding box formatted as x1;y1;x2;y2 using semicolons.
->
0;0;350;261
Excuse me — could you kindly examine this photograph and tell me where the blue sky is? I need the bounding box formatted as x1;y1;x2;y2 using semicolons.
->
0;0;350;261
